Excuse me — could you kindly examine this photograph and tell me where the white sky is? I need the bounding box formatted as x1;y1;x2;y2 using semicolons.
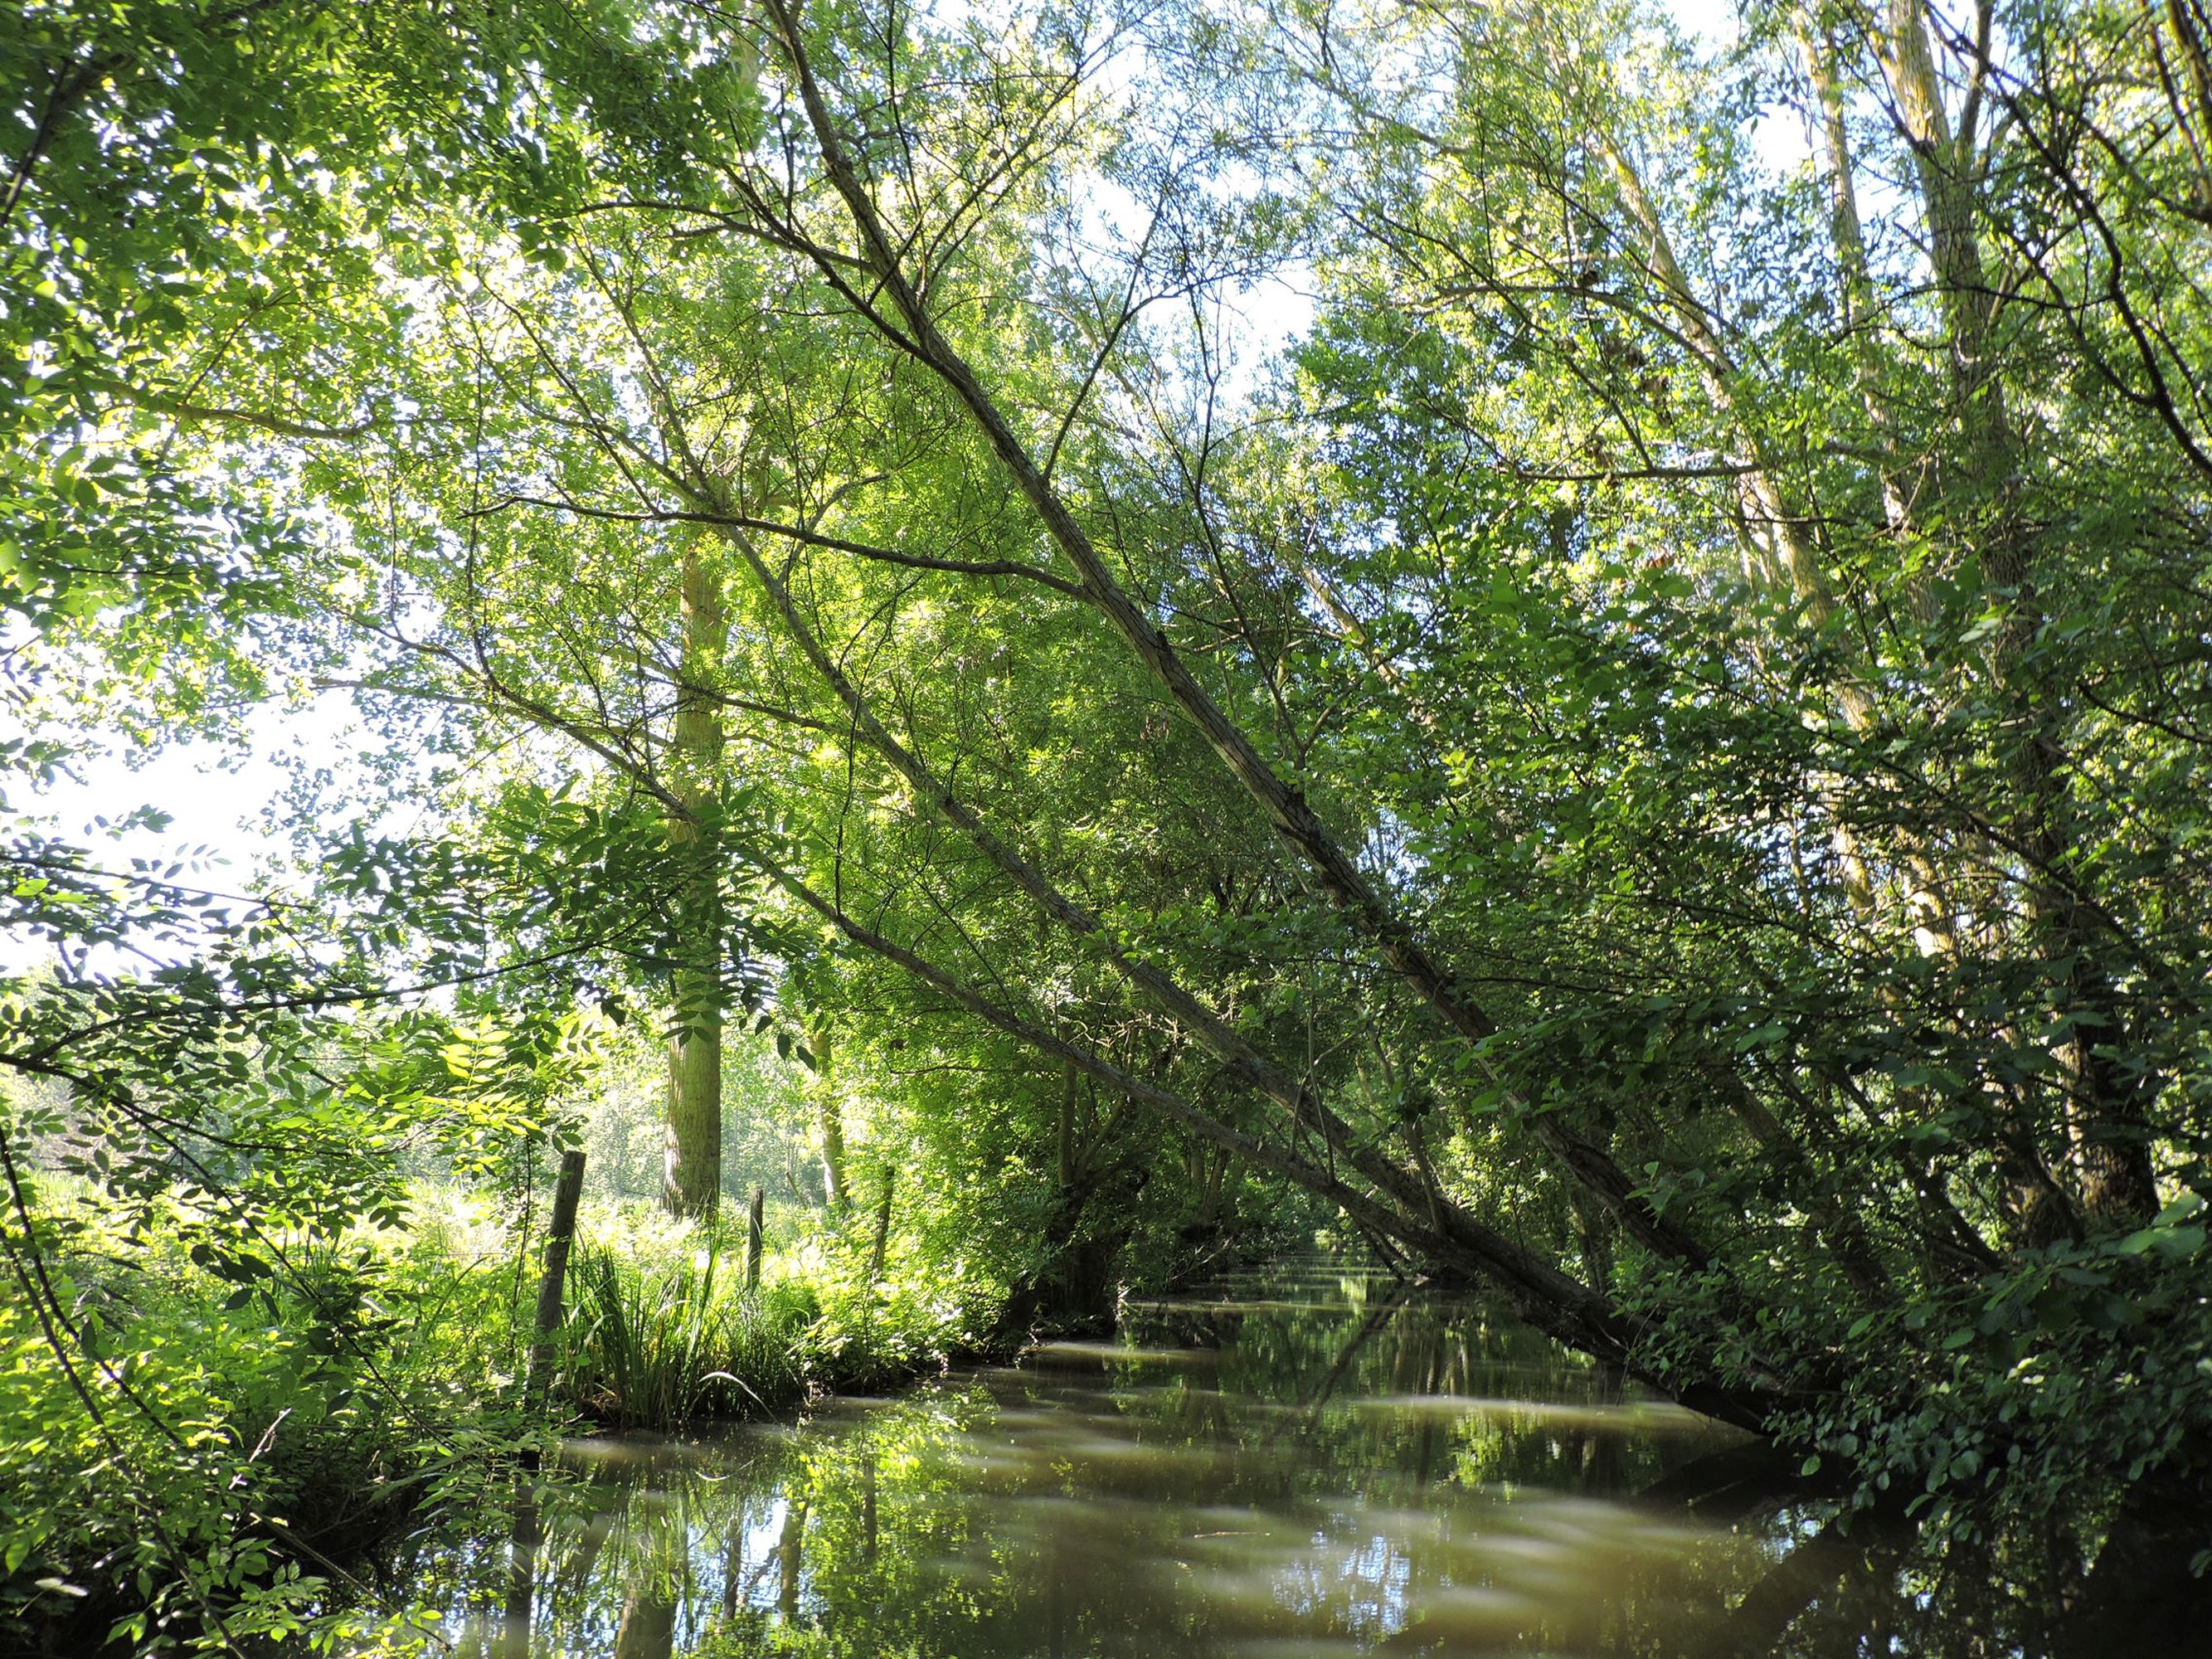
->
17;681;358;847
1669;0;1741;46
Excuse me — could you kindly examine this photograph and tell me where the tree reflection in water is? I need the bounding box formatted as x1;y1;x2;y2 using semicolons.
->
396;1264;2212;1658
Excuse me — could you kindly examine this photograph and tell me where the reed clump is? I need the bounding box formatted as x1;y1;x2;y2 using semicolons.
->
549;1204;992;1429
557;1232;816;1428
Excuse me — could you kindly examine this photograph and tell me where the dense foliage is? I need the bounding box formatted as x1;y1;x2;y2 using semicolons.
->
6;0;2212;1645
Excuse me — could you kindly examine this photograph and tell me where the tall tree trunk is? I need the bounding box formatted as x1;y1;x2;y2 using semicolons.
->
1876;0;2157;1225
664;541;727;1219
868;1161;895;1282
1801;13;1917;538
1798;12;1960;953
813;1018;848;1209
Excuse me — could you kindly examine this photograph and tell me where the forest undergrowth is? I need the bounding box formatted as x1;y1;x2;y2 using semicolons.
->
0;1175;1002;1654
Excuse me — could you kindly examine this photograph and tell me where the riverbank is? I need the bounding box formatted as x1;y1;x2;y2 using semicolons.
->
0;1183;999;1656
329;1263;2212;1659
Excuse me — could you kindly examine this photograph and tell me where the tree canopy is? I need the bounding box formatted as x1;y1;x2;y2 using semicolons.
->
7;0;2212;1637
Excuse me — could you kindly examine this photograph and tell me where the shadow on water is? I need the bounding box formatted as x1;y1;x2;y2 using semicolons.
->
385;1262;2212;1657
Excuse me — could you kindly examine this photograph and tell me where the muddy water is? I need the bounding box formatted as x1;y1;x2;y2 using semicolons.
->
379;1263;2191;1657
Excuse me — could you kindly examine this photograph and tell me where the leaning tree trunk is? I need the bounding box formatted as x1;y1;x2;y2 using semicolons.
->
664;539;727;1219
1876;0;2157;1227
756;1;1712;1274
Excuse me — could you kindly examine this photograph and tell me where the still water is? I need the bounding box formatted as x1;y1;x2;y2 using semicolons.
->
388;1263;2194;1657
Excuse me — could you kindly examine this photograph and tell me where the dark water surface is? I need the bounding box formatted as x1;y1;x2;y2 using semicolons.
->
382;1263;2200;1657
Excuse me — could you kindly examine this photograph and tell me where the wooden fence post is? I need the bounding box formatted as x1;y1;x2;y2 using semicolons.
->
746;1185;765;1289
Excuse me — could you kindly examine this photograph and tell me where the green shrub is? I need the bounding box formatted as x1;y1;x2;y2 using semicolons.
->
0;1188;540;1652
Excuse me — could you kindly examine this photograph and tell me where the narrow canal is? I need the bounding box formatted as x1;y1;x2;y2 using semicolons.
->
380;1262;2200;1657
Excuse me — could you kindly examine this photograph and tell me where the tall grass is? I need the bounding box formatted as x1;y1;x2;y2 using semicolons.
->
558;1234;815;1428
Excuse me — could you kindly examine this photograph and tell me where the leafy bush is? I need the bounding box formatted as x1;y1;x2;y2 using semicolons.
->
796;1254;993;1393
0;1183;544;1652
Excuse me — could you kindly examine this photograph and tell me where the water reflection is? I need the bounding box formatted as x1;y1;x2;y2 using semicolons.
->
390;1263;2198;1657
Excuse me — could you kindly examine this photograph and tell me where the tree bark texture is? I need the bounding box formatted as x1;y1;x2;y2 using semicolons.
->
663;541;727;1219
